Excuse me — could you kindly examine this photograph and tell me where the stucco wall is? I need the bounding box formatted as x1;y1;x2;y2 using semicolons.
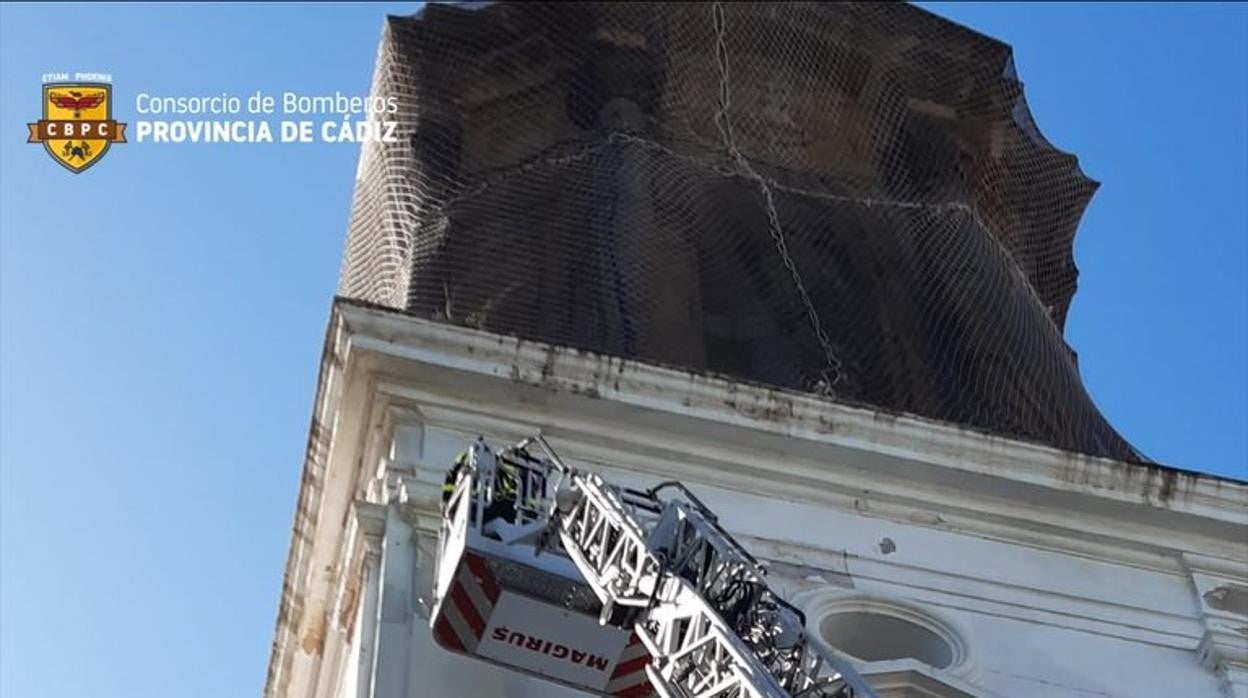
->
266;303;1247;698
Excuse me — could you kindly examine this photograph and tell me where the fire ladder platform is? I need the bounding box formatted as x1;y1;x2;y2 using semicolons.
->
430;436;877;698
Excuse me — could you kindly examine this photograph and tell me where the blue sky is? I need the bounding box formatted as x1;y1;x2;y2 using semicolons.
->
0;3;1244;698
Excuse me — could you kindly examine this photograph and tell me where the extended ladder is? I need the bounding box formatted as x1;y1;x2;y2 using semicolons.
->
460;436;877;698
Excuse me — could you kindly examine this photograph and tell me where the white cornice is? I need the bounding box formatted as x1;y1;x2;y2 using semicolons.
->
266;299;1248;696
336;300;1246;536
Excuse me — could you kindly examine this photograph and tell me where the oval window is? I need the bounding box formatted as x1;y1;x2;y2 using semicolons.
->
818;611;955;668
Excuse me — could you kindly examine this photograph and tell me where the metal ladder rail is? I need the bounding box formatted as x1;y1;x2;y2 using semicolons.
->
516;437;876;698
642;495;873;698
558;471;792;698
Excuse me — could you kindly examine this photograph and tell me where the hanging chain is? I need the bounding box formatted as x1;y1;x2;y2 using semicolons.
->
712;1;843;393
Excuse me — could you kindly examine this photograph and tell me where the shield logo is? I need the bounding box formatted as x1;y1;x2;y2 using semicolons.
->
28;82;127;173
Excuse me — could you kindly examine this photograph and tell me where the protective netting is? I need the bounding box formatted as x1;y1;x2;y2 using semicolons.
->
340;1;1141;462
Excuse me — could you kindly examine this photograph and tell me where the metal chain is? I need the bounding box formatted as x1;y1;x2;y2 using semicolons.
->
418;0;1071;391
712;1;843;393
434;131;1059;354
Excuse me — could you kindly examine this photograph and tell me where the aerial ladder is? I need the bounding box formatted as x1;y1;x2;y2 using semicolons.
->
431;435;878;698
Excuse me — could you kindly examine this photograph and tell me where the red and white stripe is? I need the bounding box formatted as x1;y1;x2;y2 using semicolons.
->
606;633;655;697
433;552;500;653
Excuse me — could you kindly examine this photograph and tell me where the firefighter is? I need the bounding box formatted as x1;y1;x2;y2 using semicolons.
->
443;446;521;523
486;456;519;523
441;450;470;510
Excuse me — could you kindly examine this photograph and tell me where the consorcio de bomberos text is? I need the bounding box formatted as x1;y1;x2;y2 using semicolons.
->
132;90;402;143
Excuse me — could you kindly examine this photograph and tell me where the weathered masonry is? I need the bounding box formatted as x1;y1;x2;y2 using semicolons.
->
268;3;1248;697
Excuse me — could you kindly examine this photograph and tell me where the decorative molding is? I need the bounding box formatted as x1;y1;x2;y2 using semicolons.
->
794;589;978;685
856;660;980;698
266;300;1248;697
349;303;1234;650
1185;553;1248;698
337;301;1247;557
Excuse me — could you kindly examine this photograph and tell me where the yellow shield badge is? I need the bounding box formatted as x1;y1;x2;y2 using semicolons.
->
27;82;127;173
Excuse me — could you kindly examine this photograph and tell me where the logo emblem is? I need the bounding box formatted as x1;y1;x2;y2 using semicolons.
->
27;82;127;173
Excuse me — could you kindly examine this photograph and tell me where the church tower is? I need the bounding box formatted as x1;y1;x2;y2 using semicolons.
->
267;4;1248;697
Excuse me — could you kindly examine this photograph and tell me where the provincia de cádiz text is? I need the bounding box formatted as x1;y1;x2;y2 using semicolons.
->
131;90;402;144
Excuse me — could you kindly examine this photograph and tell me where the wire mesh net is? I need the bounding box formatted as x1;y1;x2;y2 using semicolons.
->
340;1;1140;462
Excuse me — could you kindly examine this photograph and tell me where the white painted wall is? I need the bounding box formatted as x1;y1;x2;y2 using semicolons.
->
267;305;1248;698
345;423;1227;698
